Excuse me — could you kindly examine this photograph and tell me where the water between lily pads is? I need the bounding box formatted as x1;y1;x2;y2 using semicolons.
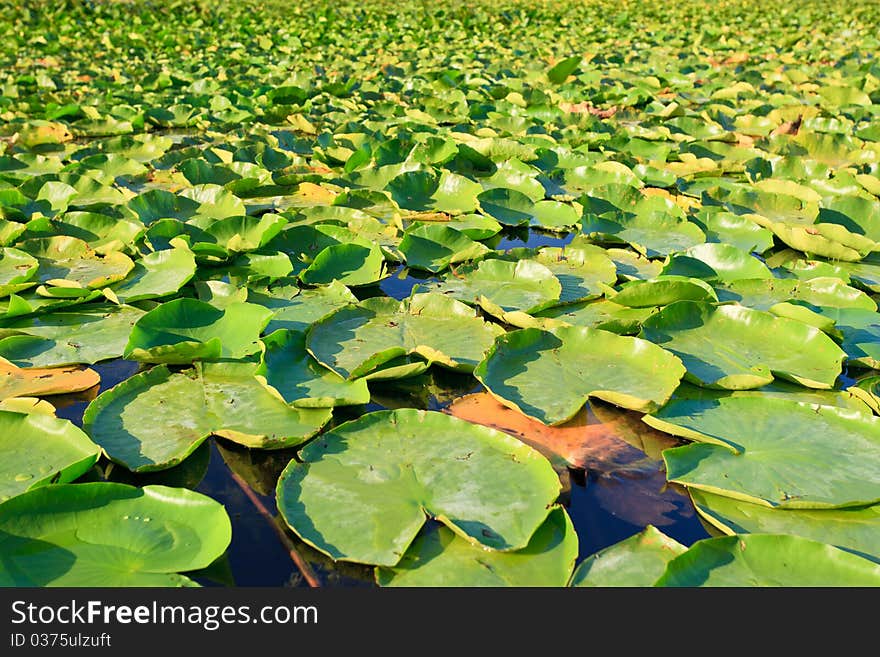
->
53;227;711;586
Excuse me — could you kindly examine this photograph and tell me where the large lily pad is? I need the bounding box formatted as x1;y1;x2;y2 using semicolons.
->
276;409;561;565
648;394;880;508
534;298;657;334
124;298;272;363
248;279;358;334
640;301;845;389
110;246;197;303
307;292;504;379
21;236;135;289
398;223;489;273
429;258;562;320
0;483;231;586
0;411;101;502
0;247;39;297
655;534;880;587
570;525;686;587
582;196;706;257
0;360;99;400
612;276;718;308
83;362;331;471
376;507;577;587
530;244;617;304
0;304;146;367
258;329;370;407
691;489;880;563
474;326;685;424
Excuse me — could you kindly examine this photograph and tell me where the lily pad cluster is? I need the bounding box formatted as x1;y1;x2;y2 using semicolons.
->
0;0;879;586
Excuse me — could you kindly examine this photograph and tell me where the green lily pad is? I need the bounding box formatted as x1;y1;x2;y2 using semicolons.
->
691;489;880;563
665;243;773;282
474;325;685;424
248;279;358;334
613;276;718;308
199;213;287;254
698;211;775;254
398;224;489;273
530;244;617;304
425;213;502;241
276;408;561;565
124;298;271;363
0;304;146;367
300;243;387;287
109;246;197;303
714;277;876;312
744;212;876;261
307;292;503;379
648;395;880;508
258;329;370;407
655;534;880;587
534;298;657;334
0;411;100;502
476;188;535;226
429;258;562;320
814;308;880;368
640;301;845;389
21;236;134;289
570;525;686;587
582;196;706;257
386;170;482;214
607;247;664;281
0;247;39;297
83;362;331;472
376;507;577;587
0;482;231;586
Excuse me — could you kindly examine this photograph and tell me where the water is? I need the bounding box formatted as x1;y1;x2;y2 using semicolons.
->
49;226;711;586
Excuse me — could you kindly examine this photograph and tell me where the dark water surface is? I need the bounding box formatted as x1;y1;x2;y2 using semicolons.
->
53;227;712;586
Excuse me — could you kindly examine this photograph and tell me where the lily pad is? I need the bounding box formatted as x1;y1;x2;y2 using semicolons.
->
582;196;706;257
0;482;231;586
376;507;577;587
640;301;845;389
299;243;387;287
124;298;272;363
656;534;880;587
691;489;880;563
665;243;773;282
0;360;99;400
307;292;504;379
429;258;562;320
0;304;146;367
0;411;101;502
398;224;489;273
648;395;880;508
249;279;358;334
474;325;685;424
258;329;370;407
83;362;331;472
276;408;561;565
21;236;135;290
570;525;686;587
530;244;617;304
109;246;197;303
534;299;657;334
612;277;718;308
0;247;39;297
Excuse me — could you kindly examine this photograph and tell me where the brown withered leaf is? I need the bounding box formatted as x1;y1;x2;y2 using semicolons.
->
444;392;678;472
770;115;802;136
559;101;618;119
0;360;100;401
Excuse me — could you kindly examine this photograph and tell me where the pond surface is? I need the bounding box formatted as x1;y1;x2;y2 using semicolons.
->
51;226;712;586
